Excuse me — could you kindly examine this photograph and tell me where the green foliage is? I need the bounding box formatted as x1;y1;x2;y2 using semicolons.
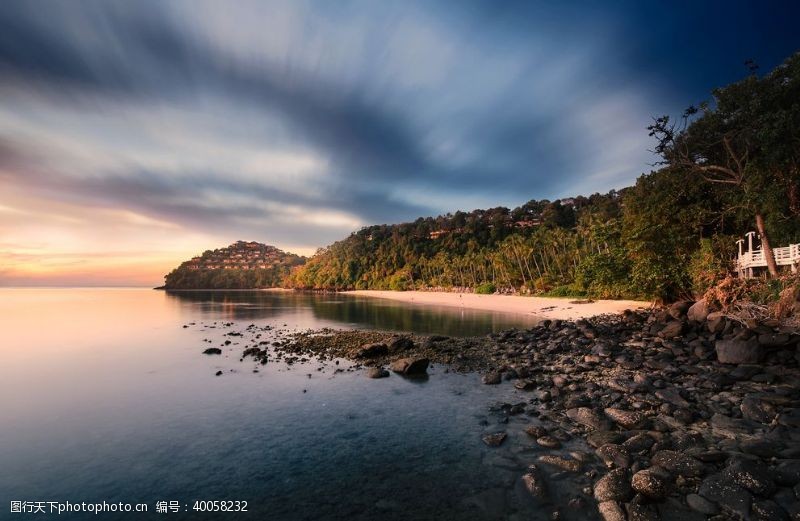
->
474;282;496;294
688;239;729;296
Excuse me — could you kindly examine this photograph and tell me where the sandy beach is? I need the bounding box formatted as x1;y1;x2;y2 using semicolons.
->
345;290;651;320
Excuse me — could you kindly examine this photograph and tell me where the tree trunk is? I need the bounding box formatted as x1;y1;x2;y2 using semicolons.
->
755;212;779;277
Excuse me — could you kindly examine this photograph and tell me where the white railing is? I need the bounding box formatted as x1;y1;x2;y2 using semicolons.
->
736;242;800;275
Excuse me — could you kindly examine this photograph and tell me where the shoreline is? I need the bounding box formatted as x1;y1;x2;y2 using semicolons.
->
197;304;800;520
345;290;651;320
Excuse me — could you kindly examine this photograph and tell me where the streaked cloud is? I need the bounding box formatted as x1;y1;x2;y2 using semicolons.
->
1;0;798;285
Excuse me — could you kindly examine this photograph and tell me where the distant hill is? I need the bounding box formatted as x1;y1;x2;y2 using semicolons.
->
160;241;306;289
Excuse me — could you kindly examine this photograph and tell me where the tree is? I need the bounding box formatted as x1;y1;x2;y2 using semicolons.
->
648;53;800;277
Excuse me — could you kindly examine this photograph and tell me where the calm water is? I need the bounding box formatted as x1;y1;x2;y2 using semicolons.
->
0;289;549;521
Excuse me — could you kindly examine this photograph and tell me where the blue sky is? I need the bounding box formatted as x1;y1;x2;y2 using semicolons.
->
1;0;799;285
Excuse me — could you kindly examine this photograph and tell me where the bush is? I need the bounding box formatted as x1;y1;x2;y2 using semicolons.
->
474;282;496;294
688;238;729;296
388;272;410;291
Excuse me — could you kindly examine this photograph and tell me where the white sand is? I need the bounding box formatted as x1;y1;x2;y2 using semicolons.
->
345;290;651;321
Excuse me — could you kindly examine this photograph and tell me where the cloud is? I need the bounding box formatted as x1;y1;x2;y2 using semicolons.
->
2;0;799;285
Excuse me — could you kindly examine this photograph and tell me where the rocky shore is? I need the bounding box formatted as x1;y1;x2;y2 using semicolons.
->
196;301;800;520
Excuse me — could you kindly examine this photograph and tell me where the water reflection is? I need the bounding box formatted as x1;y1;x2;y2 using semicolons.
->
164;290;540;336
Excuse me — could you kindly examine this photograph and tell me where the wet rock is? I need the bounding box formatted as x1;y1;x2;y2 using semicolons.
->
597;501;626;521
538;454;581;472
365;367;390;379
686;493;719;515
389;357;429;376
631;469;669;500
716;336;763;364
482;432;507;447
215;370;223;376
536;436;562;449
355;342;388;358
698;472;752;518
604;407;648;430
524;425;548;438
521;465;548;499
596;444;631;469
203;347;222;354
566;407;613;431
724;457;775;496
651;450;703;477
482;371;502;385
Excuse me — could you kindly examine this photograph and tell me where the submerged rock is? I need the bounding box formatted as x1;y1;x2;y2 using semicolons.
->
365;367;390;379
482;432;507;447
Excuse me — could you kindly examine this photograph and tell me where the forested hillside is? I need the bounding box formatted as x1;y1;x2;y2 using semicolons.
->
162;241;306;289
287;53;800;300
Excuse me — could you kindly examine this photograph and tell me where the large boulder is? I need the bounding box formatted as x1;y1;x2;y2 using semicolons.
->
715;337;763;364
389;357;429;376
687;299;710;322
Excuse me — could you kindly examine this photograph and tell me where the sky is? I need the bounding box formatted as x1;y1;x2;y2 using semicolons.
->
1;0;799;286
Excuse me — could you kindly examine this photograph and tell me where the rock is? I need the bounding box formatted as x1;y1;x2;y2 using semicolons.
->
623;433;656;453
669;300;693;319
775;460;800;486
365;367;389;378
710;413;755;438
536;436;562;449
482;371;502;385
698;472;752;518
566;407;613;431
741;396;777;424
625;501;660;521
389;357;429;376
596;444;631;469
597;501;626;521
604;407;648;430
751;500;790;521
687;299;710;322
707;313;727;334
588;431;625;448
724;457;775;496
524;425;548;438
655;388;690;408
538;454;581;472
387;336;414;353
355;342;388;358
686;493;719;515
659;320;686;339
594;468;633;502
482;432;507;447
715;336;763;364
521;465;547;498
215;370;223;376
631;469;669;500
651;450;703;477
203;347;222;354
